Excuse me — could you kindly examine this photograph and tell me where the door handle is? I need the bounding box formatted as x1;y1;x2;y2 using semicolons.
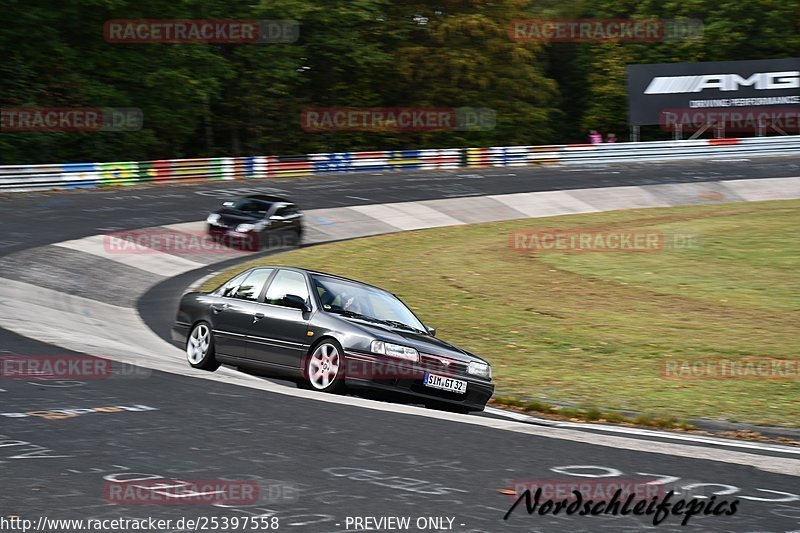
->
211;303;228;314
252;313;265;322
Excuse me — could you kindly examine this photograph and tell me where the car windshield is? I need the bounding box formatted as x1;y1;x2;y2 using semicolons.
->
231;199;270;215
311;275;426;333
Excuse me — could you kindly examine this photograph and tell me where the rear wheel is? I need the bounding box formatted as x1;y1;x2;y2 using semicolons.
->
186;322;220;371
304;340;345;393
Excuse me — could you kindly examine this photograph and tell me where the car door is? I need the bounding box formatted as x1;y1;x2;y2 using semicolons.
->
246;269;312;368
211;268;274;358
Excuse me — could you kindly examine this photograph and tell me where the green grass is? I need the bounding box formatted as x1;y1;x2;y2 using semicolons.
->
202;199;800;427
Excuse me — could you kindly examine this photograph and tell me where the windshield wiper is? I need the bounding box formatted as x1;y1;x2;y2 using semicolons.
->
379;320;426;334
327;309;386;324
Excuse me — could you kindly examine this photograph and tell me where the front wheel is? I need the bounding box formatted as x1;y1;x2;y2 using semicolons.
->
290;227;302;246
304;341;345;393
186;322;220;371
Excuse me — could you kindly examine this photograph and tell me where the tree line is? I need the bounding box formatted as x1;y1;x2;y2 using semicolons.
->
1;0;798;164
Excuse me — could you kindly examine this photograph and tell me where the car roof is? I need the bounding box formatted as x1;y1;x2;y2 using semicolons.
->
247;266;386;292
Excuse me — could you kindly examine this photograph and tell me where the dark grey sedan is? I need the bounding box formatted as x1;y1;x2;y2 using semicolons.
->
172;267;494;413
206;195;303;250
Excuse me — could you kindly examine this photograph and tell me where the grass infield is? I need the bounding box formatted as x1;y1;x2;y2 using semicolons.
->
201;199;800;427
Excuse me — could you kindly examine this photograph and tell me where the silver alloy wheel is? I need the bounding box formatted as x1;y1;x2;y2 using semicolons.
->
187;324;211;365
308;343;340;390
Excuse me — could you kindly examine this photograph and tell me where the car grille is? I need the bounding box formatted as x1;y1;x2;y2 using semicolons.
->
419;353;468;377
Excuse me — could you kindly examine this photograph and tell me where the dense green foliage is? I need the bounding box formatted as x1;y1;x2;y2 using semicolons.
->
1;0;798;163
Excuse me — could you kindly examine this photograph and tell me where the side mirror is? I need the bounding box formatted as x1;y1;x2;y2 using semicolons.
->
269;215;283;221
284;294;311;312
222;201;235;207
425;326;436;337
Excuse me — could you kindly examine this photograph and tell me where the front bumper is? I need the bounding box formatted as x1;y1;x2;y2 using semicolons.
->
207;226;261;251
342;351;494;412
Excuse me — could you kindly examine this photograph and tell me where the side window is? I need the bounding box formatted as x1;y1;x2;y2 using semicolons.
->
265;270;309;308
232;268;274;301
218;272;248;298
274;205;298;218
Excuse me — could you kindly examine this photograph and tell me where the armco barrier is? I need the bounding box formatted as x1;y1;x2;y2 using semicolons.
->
556;136;800;165
1;136;799;191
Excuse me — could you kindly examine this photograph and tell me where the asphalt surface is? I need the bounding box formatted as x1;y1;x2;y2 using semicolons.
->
2;155;799;255
2;330;800;532
2;157;800;532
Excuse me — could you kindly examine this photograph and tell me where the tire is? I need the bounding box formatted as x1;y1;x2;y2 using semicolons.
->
291;227;302;246
255;231;268;251
186;322;220;371
304;340;346;393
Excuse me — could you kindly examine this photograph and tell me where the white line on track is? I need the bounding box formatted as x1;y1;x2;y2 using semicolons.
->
185;272;219;293
484;407;800;456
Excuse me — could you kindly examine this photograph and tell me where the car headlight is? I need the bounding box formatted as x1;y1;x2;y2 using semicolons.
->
206;213;221;225
468;361;491;379
235;222;267;233
371;340;419;362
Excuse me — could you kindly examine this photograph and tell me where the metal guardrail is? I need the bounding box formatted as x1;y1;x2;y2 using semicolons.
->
1;136;799;191
465;136;800;167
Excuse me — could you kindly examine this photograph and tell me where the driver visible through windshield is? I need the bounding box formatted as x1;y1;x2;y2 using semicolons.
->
311;274;426;333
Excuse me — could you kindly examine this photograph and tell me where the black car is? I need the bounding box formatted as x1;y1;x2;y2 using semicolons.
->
206;195;303;250
172;266;494;413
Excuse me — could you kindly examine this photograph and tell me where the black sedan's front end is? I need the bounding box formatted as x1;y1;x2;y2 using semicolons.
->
205;194;303;250
342;349;494;412
302;301;495;413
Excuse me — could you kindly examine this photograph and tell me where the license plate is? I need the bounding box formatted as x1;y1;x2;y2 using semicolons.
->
424;373;467;394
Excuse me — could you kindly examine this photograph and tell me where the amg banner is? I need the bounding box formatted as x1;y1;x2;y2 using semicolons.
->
627;58;800;127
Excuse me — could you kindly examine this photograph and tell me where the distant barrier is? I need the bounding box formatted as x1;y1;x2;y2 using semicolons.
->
1;136;799;191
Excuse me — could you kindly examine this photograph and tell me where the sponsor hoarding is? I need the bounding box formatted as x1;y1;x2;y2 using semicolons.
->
627;58;800;126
